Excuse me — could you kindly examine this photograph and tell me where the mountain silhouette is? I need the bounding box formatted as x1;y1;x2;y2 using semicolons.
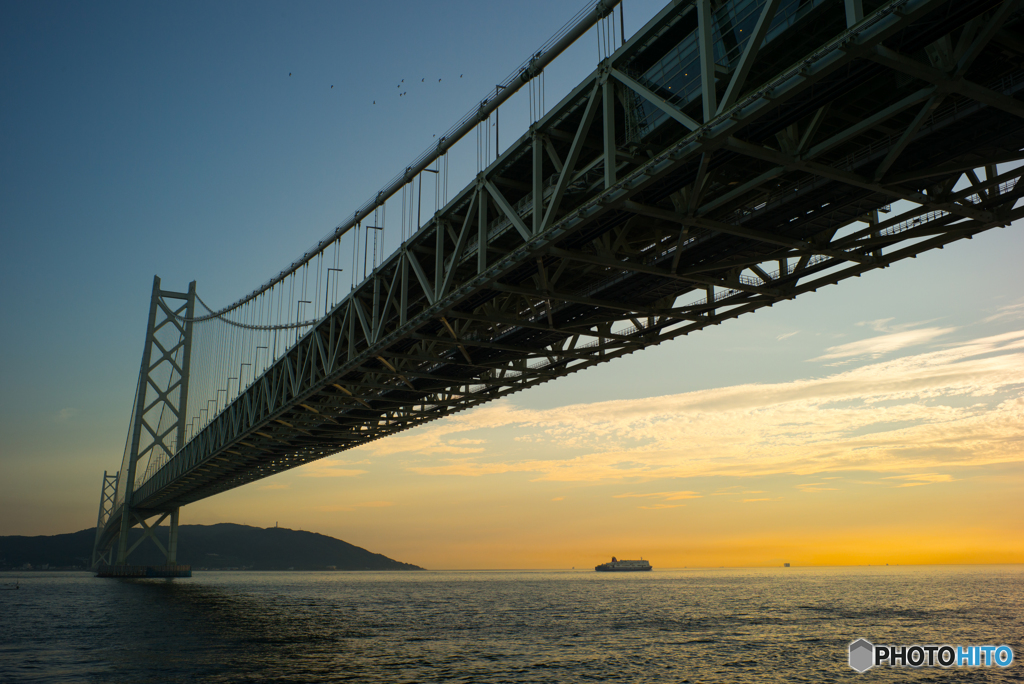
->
0;523;423;571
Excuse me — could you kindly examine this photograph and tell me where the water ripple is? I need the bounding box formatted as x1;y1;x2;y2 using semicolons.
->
0;566;1021;682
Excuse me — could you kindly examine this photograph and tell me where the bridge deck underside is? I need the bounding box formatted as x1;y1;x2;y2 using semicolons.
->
100;0;1024;546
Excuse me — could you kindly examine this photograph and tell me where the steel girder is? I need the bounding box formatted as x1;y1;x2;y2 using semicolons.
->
111;0;1023;525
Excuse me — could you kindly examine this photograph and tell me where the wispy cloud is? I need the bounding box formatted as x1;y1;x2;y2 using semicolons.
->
856;318;940;333
362;330;1024;484
316;501;394;512
298;459;368;478
983;301;1024;324
883;473;955;488
743;497;783;503
55;408;78;422
796;482;837;493
777;331;799;341
614;491;702;502
857;318;895;331
408;458;536;477
811;326;955;362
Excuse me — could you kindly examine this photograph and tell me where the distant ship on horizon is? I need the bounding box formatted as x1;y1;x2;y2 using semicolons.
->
595;556;652;572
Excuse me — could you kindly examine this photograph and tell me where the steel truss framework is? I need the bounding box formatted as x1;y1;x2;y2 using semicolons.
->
97;0;1024;555
95;278;195;565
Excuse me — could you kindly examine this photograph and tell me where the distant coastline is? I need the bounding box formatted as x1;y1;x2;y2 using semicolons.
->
0;523;424;571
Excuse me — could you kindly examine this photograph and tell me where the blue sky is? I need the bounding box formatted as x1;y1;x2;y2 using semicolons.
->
2;1;1022;567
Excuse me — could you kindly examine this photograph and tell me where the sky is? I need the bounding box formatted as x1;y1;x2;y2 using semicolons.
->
1;1;1022;570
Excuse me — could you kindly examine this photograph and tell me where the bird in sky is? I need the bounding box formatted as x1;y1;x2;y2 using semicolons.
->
460;74;463;78
373;100;376;104
439;78;442;82
421;78;424;82
289;72;292;76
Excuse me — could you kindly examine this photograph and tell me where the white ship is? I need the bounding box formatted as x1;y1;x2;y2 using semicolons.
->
595;556;652;572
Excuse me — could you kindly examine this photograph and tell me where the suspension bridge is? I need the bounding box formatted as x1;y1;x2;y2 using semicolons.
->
92;0;1024;571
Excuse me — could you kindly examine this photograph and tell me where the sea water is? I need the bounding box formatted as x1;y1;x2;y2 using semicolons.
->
1;566;1021;682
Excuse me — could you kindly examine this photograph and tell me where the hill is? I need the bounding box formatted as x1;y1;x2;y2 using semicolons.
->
0;523;423;571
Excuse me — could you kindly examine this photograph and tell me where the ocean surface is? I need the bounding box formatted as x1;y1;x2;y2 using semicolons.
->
1;565;1021;683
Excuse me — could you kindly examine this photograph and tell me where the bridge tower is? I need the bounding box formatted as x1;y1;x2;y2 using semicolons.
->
93;276;196;570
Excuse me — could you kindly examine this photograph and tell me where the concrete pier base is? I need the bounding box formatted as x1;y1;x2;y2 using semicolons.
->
95;564;191;578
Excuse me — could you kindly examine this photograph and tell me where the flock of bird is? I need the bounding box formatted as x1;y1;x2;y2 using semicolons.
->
289;71;464;105
386;74;466;104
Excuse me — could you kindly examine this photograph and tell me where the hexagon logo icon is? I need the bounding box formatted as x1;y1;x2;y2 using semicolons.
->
849;639;874;672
